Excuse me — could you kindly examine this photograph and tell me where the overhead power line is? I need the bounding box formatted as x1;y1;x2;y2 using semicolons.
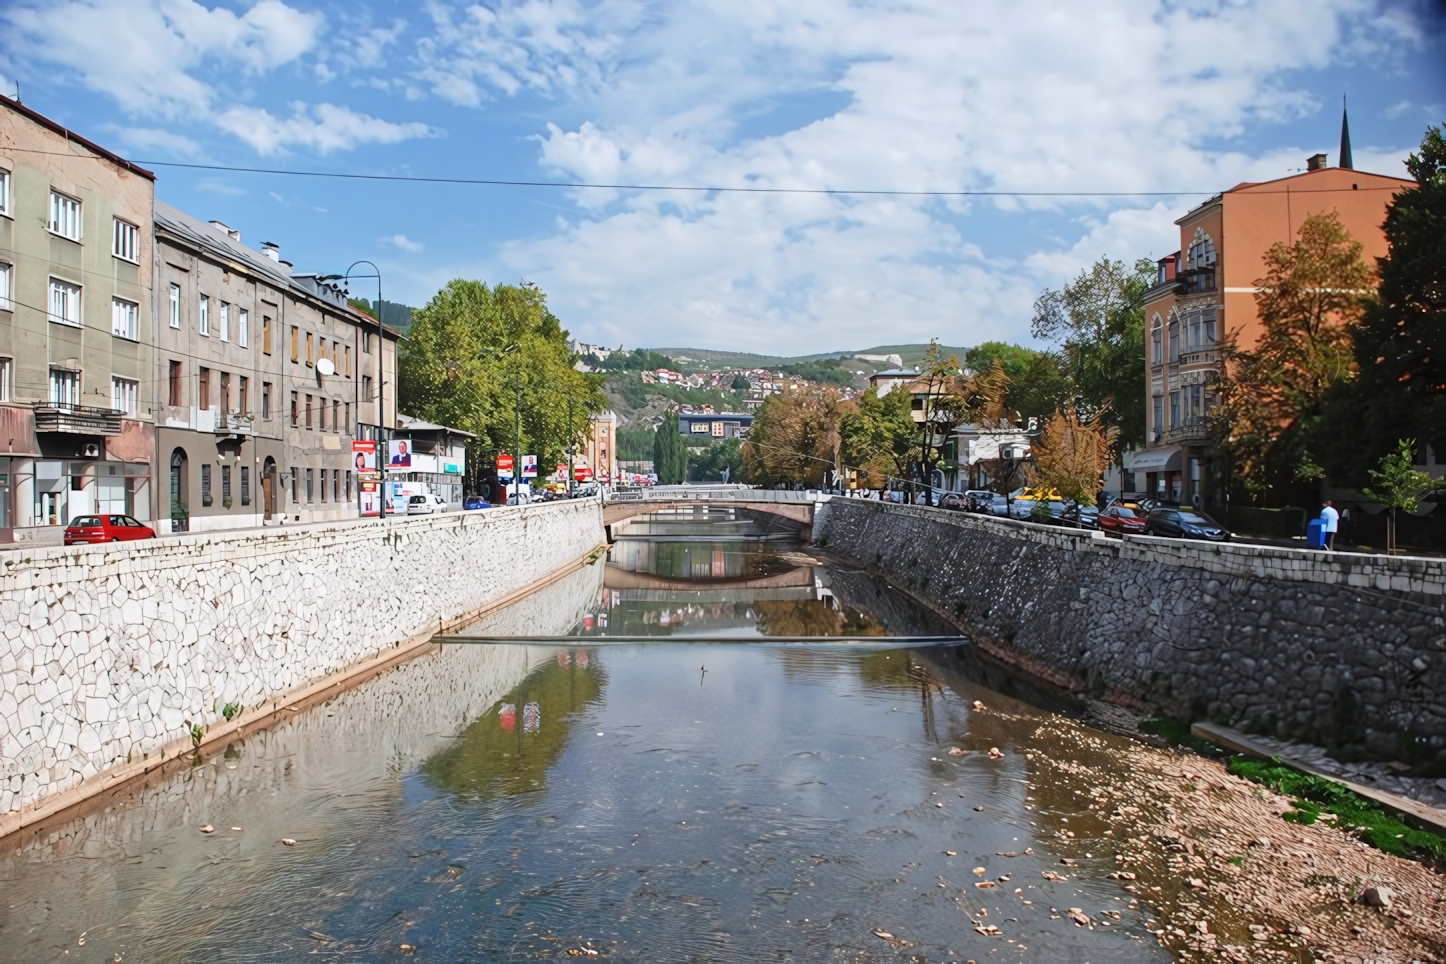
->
5;148;1406;198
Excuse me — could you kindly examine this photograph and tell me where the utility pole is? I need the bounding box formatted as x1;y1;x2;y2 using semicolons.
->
566;391;575;497
342;262;384;517
514;366;523;504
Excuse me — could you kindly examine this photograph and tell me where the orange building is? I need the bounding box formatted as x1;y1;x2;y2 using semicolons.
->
1128;119;1413;510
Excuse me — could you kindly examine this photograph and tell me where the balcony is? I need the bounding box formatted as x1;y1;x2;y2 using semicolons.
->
214;412;256;436
33;402;124;436
1162;415;1212;445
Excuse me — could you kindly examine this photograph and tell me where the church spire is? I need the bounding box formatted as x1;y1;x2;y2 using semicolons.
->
1339;96;1354;170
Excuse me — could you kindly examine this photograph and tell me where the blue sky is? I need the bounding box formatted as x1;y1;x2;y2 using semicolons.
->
3;0;1441;355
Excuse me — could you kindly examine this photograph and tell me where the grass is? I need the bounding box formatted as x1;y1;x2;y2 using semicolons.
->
1228;756;1445;863
1138;714;1227;756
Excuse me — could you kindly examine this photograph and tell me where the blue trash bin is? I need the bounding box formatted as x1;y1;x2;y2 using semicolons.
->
1306;518;1325;549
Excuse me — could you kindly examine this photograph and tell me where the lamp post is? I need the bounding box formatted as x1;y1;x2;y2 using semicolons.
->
343;262;385;517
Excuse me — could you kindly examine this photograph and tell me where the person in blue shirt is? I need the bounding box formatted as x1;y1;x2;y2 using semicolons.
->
1320;499;1339;551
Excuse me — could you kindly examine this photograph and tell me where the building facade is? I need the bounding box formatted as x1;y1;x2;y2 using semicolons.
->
1130;146;1413;510
0;96;157;544
386;414;470;505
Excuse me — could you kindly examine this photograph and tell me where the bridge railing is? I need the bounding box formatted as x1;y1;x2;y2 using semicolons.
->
607;485;827;504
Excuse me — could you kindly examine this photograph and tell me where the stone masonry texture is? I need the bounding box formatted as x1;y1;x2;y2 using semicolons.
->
814;499;1446;759
0;500;606;820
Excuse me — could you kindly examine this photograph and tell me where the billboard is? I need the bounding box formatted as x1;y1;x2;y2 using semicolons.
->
521;454;538;478
496;453;515;479
711;420;724;437
358;480;381;517
387;439;412;468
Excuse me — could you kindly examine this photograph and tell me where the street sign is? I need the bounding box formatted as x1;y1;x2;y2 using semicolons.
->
574;466;593;482
497;453;515;478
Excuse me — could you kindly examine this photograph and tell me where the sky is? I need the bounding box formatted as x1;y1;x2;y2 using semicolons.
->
2;0;1442;356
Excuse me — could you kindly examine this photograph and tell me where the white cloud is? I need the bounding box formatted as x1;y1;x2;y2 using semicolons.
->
113;125;202;157
464;0;1425;352
215;102;440;154
389;233;425;252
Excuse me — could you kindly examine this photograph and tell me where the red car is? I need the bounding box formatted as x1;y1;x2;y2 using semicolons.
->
64;514;156;545
1098;505;1148;538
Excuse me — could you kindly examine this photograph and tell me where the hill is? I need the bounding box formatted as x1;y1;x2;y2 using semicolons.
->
651;343;971;372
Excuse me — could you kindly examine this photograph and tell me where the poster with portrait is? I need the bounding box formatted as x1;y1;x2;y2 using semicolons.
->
388;439;412;467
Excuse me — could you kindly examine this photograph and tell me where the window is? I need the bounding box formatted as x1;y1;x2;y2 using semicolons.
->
263;315;273;354
318;395;326;431
198;368;210;408
320;468;328;502
344;402;351;433
332;399;340;433
168;284;180;328
49;191;81;240
333;470;340;502
199;294;210;336
239;376;249;415
49;369;81;406
346;470;352;501
238;308;248;348
1188;227;1216;270
112;219;138;262
1150;314;1162;365
49;277;81;326
290;467;298;502
0;357;11;401
1152;395;1164;438
1168;318;1179;363
331;340;339;370
305;468;314;502
169;361;183;406
262;382;272;419
222;465;233;506
363;375;373;405
0;169;9;215
240;466;251;506
1202;307;1217;346
290;391;299;426
111;377;137;416
362;331;372;354
305;394;313;429
111;297;138;339
201;464;213;507
344;345;351;377
1169;390;1180;429
306;332;314;366
219;302;229;342
290;325;299;362
219;372;231;413
0;262;11;310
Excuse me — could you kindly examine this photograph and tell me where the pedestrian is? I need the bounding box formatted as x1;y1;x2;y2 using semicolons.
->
1319;499;1339;551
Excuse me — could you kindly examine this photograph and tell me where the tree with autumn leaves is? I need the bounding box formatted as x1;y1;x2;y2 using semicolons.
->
1028;402;1118;512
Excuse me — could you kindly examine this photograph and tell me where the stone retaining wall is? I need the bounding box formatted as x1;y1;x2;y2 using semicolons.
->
814;499;1446;759
0;500;606;822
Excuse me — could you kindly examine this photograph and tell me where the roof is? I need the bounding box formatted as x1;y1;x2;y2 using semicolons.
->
156;200;295;288
869;368;921;378
396;413;475;438
1;96;155;181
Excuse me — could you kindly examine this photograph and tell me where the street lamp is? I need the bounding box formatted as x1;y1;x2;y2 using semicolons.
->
341;262;385;517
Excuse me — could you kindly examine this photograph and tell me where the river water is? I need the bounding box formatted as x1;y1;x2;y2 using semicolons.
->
0;508;1171;962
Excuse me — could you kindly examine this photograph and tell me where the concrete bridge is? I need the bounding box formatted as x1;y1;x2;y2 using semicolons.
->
602;485;830;537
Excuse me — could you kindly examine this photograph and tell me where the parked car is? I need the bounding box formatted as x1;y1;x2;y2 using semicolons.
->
938;492;969;511
64;514;156;545
1098;504;1149;537
1050;503;1100;529
1144;507;1230;541
406;493;448;515
462;495;491;510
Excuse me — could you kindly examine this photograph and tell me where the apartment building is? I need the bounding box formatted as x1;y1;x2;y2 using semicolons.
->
154;202;398;531
0;96;156;544
1129;121;1414;509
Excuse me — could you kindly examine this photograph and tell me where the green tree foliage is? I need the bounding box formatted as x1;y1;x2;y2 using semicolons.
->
653;411;689;483
398;280;606;481
731;372;751;391
1030;257;1154;460
1363;439;1442;554
687;438;744;482
963;342;1072;423
1215;212;1371;498
839;386;917;487
1316;124;1446;486
585;348;676;372
781;357;854;387
617;424;656;460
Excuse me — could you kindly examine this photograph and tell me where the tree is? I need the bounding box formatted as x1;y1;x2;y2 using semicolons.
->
963;342;1072;424
398;280;605;488
1028;401;1118;516
653;411;688;483
839;385;917;489
742;385;839;486
1363;440;1441;555
1316;125;1446;486
687;438;744;482
1214;211;1372;499
731;372;751;391
1031;257;1154;461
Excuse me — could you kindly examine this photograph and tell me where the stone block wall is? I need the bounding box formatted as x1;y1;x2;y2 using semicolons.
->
815;498;1446;758
0;500;606;820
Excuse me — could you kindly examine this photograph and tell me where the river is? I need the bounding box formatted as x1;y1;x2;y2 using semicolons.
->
1;507;1178;962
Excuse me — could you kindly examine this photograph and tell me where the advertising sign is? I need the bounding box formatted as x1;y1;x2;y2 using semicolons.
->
711;420;725;437
388;439;412;468
496;453;515;479
691;421;710;433
358;480;380;517
574;466;593;482
521;454;538;478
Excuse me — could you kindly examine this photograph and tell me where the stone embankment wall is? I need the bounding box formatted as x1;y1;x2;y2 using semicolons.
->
815;499;1446;759
0;500;606;826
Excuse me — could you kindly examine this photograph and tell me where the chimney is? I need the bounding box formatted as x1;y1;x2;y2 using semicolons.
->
1307;153;1329;172
261;241;280;262
208;219;241;241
